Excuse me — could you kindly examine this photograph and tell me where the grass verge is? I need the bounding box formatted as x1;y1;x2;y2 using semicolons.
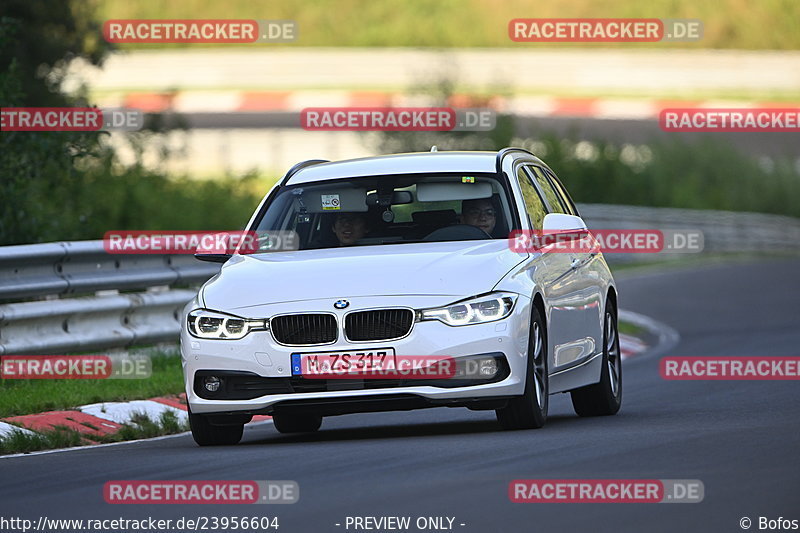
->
0;351;184;419
0;411;188;455
618;320;646;337
99;0;800;50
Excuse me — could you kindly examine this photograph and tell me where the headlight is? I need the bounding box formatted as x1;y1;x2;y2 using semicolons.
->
418;293;517;326
187;309;266;340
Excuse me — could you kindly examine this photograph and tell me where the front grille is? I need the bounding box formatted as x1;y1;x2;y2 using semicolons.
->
345;309;414;341
270;313;337;345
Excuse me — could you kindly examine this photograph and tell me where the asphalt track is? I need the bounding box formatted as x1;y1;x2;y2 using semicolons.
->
1;257;798;533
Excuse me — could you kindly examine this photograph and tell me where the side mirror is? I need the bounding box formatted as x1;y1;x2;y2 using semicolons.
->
540;213;597;254
194;252;231;263
194;232;235;263
542;213;587;232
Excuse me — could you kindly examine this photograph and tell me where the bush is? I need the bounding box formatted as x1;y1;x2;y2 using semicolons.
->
0;16;263;245
371;118;800;218
521;134;800;217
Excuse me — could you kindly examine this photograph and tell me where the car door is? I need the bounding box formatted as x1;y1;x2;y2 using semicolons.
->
528;166;603;365
511;164;582;371
522;165;601;369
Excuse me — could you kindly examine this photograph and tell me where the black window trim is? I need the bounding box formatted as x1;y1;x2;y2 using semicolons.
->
512;161;550;230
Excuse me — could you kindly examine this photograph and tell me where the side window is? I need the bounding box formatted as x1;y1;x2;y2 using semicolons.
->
543;169;579;217
526;166;567;214
515;167;548;230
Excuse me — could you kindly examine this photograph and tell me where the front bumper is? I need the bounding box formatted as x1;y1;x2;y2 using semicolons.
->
181;295;531;416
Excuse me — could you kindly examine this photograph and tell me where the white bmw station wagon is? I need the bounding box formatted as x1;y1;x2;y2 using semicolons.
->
181;148;622;446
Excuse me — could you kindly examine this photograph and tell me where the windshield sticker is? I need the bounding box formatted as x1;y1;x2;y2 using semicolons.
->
321;194;341;210
462;176;475;183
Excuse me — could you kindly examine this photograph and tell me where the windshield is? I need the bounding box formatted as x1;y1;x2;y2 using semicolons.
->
252;173;518;251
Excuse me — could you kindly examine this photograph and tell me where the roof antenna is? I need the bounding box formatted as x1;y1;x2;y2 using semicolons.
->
430;145;438;152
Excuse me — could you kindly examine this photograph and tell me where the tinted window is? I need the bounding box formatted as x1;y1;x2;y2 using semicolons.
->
543;168;578;216
526;166;567;214
254;173;517;250
515;167;547;230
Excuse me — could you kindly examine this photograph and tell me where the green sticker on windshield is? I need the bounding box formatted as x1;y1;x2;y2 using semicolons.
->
462;176;475;183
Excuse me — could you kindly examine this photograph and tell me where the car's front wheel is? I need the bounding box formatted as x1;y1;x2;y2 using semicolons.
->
189;410;244;446
273;413;323;434
570;302;623;416
496;306;548;430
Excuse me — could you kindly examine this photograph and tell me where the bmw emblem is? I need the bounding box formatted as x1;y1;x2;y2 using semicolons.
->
334;299;350;309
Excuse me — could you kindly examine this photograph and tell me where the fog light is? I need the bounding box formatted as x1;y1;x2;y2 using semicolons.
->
204;376;222;392
479;358;498;377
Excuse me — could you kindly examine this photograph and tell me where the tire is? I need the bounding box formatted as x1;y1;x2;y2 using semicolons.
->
570;302;623;416
273;413;322;434
496;305;548;430
189;410;244;446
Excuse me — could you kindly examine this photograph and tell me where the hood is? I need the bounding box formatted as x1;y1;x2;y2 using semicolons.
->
201;240;526;310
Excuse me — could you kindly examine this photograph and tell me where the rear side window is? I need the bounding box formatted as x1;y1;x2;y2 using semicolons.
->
526;166;567;214
543;169;579;216
515;167;547;230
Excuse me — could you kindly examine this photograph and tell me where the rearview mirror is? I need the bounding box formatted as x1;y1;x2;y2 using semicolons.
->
366;190;413;206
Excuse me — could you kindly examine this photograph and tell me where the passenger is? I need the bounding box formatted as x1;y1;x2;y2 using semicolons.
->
460;198;496;236
332;212;368;246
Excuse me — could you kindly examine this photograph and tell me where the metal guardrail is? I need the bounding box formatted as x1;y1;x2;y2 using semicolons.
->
0;241;218;300
1;205;799;355
578;203;800;260
0;245;219;355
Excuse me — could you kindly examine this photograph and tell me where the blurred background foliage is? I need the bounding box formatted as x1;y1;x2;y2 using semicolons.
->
100;0;800;50
1;1;799;246
0;6;262;245
372;127;800;218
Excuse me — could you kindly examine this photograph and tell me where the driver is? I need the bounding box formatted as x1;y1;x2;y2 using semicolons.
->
460;198;496;236
332;212;368;246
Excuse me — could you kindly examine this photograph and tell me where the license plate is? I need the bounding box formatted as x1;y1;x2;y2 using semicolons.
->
291;349;396;377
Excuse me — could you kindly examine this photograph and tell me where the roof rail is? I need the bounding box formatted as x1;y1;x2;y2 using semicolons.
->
281;159;330;184
495;147;536;173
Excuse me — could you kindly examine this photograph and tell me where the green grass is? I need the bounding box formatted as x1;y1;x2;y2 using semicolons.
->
618;320;646;336
98;0;800;50
0;411;189;455
0;352;184;418
0;426;85;454
115;410;188;440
